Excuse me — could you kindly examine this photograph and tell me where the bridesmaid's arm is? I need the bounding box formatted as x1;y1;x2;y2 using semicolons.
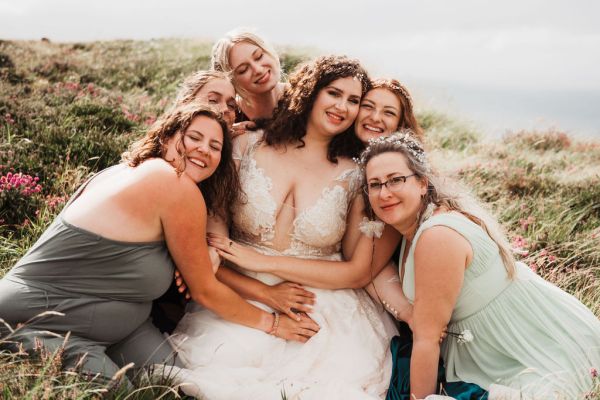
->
159;172;319;342
210;196;401;289
410;226;468;398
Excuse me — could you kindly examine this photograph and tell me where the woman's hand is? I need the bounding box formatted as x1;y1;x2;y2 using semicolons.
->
207;233;270;272
274;312;320;343
208;246;221;273
264;282;316;320
231;121;257;138
174;269;190;300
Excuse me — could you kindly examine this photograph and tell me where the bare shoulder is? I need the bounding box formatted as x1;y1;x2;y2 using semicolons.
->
414;223;472;267
133;159;203;205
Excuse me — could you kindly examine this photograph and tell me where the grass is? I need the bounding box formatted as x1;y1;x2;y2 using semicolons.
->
1;38;599;398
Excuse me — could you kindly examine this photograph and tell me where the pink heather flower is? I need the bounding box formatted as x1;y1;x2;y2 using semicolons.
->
528;263;538;273
519;216;535;231
591;367;598;378
4;113;15;125
0;172;42;196
548;255;557;263
511;235;528;251
144;116;156;126
45;195;67;210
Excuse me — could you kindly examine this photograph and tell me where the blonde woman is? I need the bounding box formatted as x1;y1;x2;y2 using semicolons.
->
211;28;287;134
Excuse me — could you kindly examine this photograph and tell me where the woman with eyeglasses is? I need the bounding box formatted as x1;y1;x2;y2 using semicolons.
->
359;131;600;399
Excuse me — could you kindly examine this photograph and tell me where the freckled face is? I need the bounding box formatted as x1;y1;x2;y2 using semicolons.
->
355;88;401;144
229;41;280;95
165;115;224;183
307;77;363;138
365;152;426;229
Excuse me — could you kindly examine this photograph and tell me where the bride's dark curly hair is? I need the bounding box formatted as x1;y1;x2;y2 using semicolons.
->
264;55;370;162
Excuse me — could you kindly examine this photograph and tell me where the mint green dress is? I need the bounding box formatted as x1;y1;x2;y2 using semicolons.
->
401;213;600;399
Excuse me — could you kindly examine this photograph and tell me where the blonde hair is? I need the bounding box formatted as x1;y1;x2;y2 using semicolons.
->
360;130;516;279
172;70;231;107
210;28;281;100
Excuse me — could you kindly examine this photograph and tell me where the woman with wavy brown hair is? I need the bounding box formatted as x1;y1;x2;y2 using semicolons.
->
0;102;316;386
169;55;398;399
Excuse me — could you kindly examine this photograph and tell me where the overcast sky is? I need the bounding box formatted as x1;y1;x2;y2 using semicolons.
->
2;0;599;136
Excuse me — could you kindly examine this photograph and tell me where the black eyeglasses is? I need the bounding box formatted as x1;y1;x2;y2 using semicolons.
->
364;174;416;195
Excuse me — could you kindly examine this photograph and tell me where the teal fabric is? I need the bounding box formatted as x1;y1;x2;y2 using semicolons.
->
386;326;488;400
400;212;600;398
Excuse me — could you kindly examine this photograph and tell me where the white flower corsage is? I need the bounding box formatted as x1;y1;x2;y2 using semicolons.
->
358;217;385;239
447;329;474;344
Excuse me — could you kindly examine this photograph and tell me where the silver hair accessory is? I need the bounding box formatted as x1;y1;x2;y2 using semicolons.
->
355;130;429;170
389;82;413;109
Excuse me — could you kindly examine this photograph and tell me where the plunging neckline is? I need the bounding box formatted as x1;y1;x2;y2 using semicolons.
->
248;150;357;230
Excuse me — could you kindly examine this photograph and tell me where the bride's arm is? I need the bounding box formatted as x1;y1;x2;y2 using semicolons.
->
210;195;401;289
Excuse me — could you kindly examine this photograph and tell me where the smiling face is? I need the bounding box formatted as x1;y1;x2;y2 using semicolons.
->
194;78;236;128
355;88;402;144
365;151;427;232
307;76;362;138
229;41;280;95
164;115;224;183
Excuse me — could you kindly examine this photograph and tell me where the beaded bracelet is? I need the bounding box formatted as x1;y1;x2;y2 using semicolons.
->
268;312;280;336
382;300;399;320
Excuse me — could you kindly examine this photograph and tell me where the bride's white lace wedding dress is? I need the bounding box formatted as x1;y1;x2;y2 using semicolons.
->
169;132;397;400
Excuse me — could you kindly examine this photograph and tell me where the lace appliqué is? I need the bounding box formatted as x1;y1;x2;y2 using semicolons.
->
290;185;348;257
231;138;277;244
359;218;384;238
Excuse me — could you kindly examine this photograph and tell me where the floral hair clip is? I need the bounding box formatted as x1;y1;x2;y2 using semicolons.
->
354;130;429;171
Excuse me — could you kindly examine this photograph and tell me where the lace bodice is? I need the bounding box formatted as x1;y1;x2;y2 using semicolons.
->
231;132;361;258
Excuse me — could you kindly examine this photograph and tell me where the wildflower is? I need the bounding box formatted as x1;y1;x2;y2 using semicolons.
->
519;216;535;231
447;329;474;344
144;115;157;126
591;367;598;378
4;113;15;125
511;235;529;255
529;263;538;273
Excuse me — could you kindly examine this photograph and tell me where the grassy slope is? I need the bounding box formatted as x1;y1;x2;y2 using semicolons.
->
1;39;599;398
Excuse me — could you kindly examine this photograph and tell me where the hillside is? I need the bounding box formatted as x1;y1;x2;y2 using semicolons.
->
1;38;599;399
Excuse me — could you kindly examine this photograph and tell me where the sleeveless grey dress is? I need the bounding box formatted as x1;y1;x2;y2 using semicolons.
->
0;166;181;381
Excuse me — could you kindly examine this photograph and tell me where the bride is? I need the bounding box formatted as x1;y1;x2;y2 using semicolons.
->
169;55;398;400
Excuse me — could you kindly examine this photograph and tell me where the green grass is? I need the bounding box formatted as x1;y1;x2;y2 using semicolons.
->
1;38;599;398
